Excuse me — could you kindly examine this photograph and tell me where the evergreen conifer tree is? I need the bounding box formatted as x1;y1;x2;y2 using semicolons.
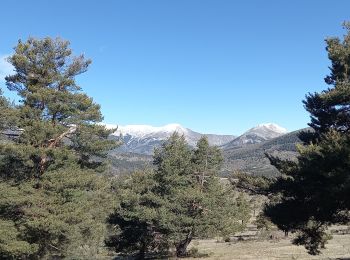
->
108;134;250;257
0;37;118;259
0;89;17;131
265;23;350;255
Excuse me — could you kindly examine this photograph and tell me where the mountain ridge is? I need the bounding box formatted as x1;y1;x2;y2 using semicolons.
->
222;123;288;149
222;128;305;176
105;122;288;155
106;123;237;155
106;124;306;177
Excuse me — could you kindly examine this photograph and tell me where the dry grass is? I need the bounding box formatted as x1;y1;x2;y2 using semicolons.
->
184;234;350;260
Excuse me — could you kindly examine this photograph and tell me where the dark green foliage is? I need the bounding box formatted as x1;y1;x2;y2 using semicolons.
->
107;171;168;259
292;221;332;255
255;212;274;231
266;131;350;254
0;169;115;259
0;89;18;131
2;37;117;176
230;171;274;195
265;23;350;255
0;37;118;259
108;134;250;257
304;23;350;135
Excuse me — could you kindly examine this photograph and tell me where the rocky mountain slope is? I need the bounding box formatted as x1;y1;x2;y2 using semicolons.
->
106;123;236;155
105;123;306;177
222;123;288;149
222;128;308;177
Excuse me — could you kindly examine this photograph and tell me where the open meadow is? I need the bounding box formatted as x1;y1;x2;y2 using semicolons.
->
185;234;350;260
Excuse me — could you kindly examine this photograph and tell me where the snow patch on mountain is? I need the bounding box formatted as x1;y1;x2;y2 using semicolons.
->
105;123;187;136
244;123;288;139
253;123;288;134
119;124;187;138
103;122;288;155
104;123;236;155
223;123;288;149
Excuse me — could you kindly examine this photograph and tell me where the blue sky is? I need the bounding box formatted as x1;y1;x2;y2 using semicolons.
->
0;0;349;135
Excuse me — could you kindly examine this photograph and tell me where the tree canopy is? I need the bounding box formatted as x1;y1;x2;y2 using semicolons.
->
265;23;350;255
0;37;118;259
108;134;250;258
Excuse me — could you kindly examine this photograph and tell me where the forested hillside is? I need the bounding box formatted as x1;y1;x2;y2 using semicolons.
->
222;129;307;176
107;128;306;177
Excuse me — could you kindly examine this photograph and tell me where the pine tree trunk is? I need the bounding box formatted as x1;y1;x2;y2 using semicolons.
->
176;231;193;257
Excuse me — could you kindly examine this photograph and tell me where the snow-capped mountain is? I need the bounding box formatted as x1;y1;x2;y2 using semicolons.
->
110;124;188;140
105;123;288;155
105;123;236;155
222;123;288;149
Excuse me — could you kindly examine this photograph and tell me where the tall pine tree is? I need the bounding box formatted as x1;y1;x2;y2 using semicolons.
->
0;37;118;259
265;23;350;255
108;134;250;257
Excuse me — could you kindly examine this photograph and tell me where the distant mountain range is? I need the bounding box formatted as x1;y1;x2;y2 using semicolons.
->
105;122;300;176
106;122;287;154
105;123;237;155
1;123;304;177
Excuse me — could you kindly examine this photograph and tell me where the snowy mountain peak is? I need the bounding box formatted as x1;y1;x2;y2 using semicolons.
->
161;123;188;133
105;123;236;155
109;123;188;138
253;123;288;134
222;123;288;149
104;122;287;154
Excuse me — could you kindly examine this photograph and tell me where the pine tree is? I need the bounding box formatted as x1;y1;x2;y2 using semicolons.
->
265;23;350;255
3;37;116;176
0;37;118;259
304;22;350;135
106;170;168;259
0;89;17;131
108;134;250;257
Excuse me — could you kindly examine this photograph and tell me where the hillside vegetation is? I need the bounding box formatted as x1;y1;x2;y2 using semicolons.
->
222;129;306;177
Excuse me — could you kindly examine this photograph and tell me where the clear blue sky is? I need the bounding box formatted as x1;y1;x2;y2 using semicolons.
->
0;0;349;135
